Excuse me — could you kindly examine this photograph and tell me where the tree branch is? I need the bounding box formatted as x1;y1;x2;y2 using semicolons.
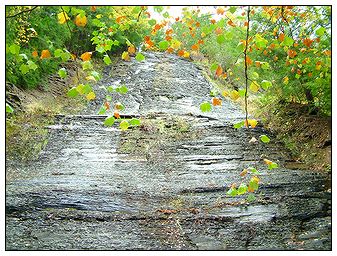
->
243;6;251;126
6;6;38;19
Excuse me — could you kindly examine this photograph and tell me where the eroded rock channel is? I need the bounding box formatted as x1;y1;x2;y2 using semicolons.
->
6;52;331;250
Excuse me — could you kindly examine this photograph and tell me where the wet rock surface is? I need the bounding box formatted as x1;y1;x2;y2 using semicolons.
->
6;52;331;250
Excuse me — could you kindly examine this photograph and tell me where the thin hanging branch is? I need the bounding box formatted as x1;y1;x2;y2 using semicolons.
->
6;6;38;19
243;6;251;126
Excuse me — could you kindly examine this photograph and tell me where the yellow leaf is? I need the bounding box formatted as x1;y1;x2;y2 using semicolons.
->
121;51;130;61
58;12;69;24
240;169;248;177
249;81;260;93
96;14;102;19
86;91;96;101
75;14;87;27
283;76;289;85
85;76;96;81
230;90;240;101
171;40;182;50
263;159;273;165
183;51;190;58
40;49;51;59
222;90;229;97
80;52;92;61
248;119;258;128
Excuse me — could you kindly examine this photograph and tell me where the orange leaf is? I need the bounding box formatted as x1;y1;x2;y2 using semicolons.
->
324;50;331;56
91;6;97;12
114;112;120;119
240;169;248;177
128;46;136;54
191;44;199;51
167;47;174;53
165;29;173;35
198;39;204;44
144;35;151;42
308;72;313;77
287;50;297;58
246;56;253;66
32;50;38;58
75;14;87;27
116;16;126;24
175;17;180;21
279;33;285;42
177;50;185;57
40;49;51;59
157;209;177;214
212;97;222;106
303;38;313;48
195;22;200;27
222;73;227;79
217;7;225;15
81;52;92;61
210;19;216;24
244;21;248;27
215;65;223;76
228;20;236;27
255;61;261;67
104;102;110;110
165;35;172;41
215;27;223;35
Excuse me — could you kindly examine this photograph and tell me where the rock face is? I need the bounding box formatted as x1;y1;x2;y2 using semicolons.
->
6;52;331;250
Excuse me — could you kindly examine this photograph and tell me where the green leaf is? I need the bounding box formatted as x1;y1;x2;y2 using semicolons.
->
104;116;115;127
103;55;112;65
82;61;93;70
154;6;164;13
237;42;245;52
210;89;218;97
158;40;169;51
120;120;129;130
163;11;170;18
316;27;325;37
238;89;246;97
261;80;272;90
247;194;256;202
227;187;238;196
107;86;115;93
132;6;142;14
98;106;107;115
210;63;218;72
91;71;101;81
19;64;30;75
19;54;28;60
200;102;212;112
261;62;270;70
248;167;261;175
6;103;14;113
268;162;278;170
249;178;259;191
96;45;105;53
135;52;145;62
237;183;248;195
54;49;63;58
130;118;141;126
255;34;268;48
67;87;79;98
233;120;244;129
148;19;157;26
216;34;225;44
27;60;38;70
229;7;237;13
60;52;70;62
283;36;294;47
260;135;270;143
119;85;128;94
9;44;20;55
58;68;67;78
251;72;259;80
